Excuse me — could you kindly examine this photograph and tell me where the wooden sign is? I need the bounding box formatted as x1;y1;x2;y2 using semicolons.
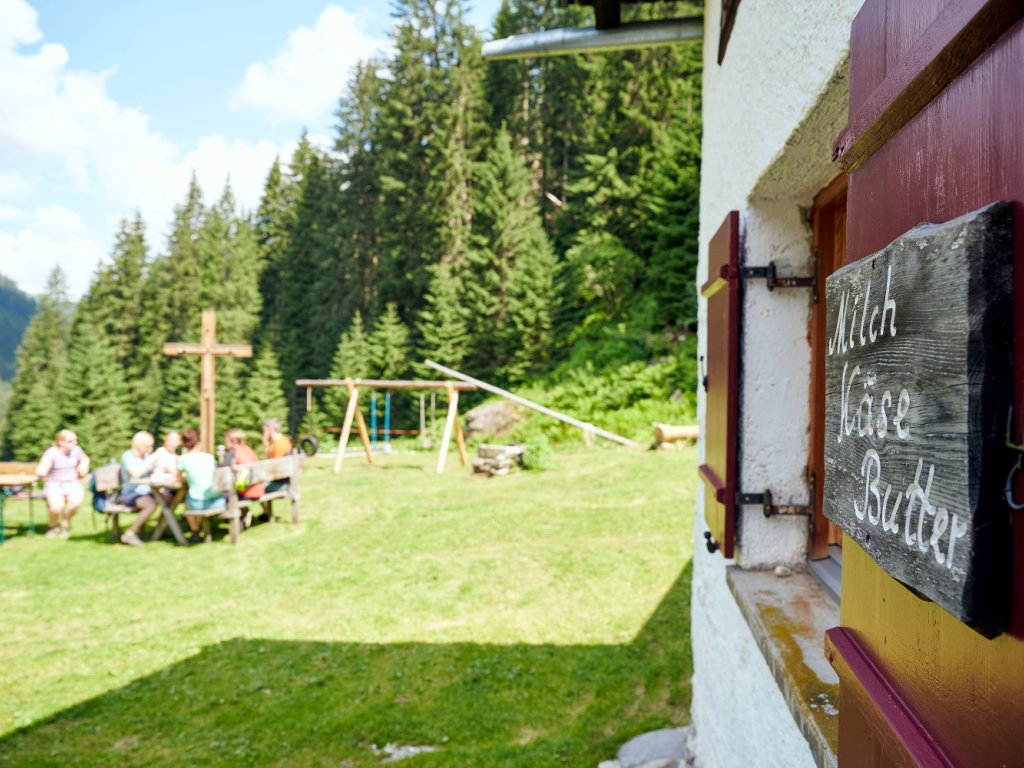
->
823;201;1014;636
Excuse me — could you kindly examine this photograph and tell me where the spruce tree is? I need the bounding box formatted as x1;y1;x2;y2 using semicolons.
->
375;0;486;316
415;262;470;375
277;137;335;425
324;312;372;424
200;184;264;433
369;303;411;380
503;236;557;382
255;157;295;351
324;61;386;330
61;315;132;464
466;129;556;382
242;344;289;437
148;175;205;432
643;112;701;330
1;268;71;460
80;214;152;427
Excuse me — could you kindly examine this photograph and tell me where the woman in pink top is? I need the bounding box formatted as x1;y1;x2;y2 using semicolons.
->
35;429;91;538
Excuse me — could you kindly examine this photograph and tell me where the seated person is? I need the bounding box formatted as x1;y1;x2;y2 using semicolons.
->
150;430;181;485
222;428;265;501
260;418;292;521
177;429;226;545
36;429;90;539
118;431;158;547
150;430;183;509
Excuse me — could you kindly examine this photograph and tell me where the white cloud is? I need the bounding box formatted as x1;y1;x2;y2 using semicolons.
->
0;0;40;49
0;0;312;298
0;204;105;296
0;170;31;198
229;5;388;124
0;205;26;221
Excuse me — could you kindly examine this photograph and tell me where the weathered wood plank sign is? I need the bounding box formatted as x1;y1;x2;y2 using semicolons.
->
823;201;1013;636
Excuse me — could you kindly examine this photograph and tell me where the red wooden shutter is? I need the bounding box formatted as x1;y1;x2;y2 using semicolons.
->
698;211;740;557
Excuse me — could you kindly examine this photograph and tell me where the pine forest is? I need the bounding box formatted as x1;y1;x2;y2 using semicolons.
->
0;0;702;462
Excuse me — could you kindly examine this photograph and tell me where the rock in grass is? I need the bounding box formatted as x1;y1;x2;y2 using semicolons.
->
617;727;690;768
464;400;526;437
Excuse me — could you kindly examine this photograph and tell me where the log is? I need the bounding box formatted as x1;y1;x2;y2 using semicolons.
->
653;424;699;443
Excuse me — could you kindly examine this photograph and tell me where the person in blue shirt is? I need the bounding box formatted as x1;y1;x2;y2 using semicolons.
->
176;428;225;545
119;431;157;547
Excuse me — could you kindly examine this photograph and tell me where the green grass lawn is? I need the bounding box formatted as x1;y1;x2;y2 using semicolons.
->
0;445;695;767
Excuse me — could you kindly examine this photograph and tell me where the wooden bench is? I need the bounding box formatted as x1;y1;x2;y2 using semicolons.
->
91;463;138;542
210;454;303;544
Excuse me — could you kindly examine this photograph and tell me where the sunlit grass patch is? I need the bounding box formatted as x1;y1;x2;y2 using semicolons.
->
0;446;695;767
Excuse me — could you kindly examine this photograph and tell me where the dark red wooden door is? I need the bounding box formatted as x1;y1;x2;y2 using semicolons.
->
827;1;1024;765
699;211;739;558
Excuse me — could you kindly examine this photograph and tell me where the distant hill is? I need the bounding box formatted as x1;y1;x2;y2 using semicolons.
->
0;275;35;380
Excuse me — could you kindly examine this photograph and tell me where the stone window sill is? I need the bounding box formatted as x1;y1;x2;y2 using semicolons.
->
726;565;840;768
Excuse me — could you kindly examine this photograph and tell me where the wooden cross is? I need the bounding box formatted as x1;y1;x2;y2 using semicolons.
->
163;309;252;453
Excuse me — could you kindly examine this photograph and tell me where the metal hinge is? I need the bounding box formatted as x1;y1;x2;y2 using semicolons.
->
740;258;817;303
736;476;814;518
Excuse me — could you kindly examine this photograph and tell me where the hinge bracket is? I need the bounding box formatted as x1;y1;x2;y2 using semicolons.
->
740;260;817;302
736;476;814;518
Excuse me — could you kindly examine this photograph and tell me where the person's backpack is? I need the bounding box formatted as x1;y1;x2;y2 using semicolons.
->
90;463;121;512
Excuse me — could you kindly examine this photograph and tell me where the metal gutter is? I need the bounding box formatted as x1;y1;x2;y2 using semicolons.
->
481;17;703;60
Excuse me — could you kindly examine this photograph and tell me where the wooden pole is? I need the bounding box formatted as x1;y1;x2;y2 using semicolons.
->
200;310;216;453
306;387;312;413
419;393;426;446
454;402;468;467
163;308;252;455
334;381;360;473
424;360;636;447
436;385;460;473
354;406;375;464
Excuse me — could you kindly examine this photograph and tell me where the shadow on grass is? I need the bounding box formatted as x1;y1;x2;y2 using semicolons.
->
0;563;692;768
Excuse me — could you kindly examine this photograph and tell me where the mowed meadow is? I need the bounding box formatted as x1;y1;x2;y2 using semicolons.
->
0;445;695;767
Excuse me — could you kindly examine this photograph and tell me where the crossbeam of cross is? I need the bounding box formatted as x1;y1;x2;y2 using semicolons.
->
163;309;252;453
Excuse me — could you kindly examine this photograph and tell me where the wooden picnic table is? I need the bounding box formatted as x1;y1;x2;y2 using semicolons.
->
0;470;41;543
143;476;188;546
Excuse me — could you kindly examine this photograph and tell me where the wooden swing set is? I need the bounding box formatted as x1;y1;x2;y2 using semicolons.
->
295;379;477;474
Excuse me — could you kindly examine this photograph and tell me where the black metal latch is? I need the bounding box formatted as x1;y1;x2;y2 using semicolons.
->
736;477;814;519
740;261;816;301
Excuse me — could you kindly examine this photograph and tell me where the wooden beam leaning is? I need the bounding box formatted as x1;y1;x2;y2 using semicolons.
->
424;360;636;447
353;394;374;465
334;382;362;474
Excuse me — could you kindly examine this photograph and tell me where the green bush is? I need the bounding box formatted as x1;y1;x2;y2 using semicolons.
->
503;335;697;446
520;434;551;471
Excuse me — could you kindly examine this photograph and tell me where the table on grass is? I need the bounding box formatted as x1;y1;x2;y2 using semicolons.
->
0;472;40;543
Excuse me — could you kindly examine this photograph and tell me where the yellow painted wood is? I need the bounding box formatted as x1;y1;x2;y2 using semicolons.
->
838;536;1024;765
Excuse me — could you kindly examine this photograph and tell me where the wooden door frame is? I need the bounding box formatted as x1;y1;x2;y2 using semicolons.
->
809;174;847;560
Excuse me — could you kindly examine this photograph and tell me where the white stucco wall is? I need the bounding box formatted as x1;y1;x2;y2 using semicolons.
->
690;517;818;768
691;1;861;766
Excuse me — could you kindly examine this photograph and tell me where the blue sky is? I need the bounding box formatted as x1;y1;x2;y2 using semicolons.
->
0;0;501;299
